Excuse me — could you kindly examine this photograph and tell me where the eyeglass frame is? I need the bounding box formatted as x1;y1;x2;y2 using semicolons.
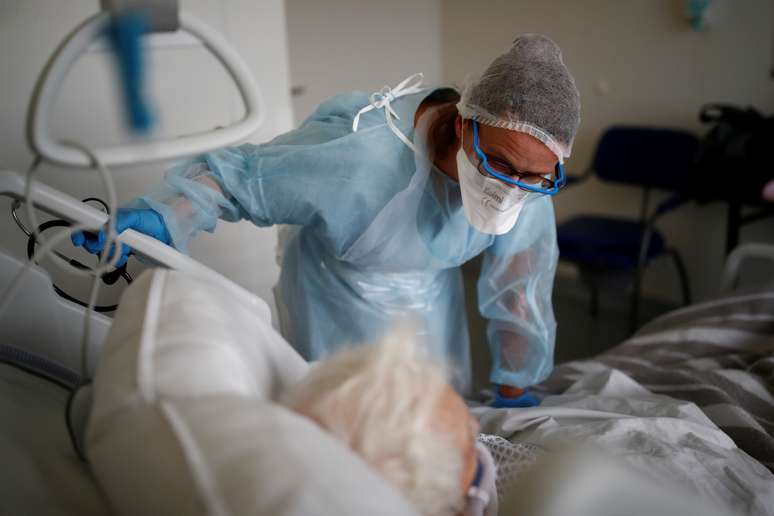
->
471;120;565;196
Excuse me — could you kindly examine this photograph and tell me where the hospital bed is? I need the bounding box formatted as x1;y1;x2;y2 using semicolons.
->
3;3;773;514
3;242;773;516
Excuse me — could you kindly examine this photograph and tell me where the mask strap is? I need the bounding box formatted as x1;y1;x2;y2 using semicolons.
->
466;458;490;507
464;443;497;516
352;73;425;152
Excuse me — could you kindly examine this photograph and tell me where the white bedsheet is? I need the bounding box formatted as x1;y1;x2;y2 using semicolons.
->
0;365;109;516
472;369;774;516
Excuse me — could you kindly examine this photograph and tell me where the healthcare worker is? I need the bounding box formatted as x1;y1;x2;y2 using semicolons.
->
74;34;581;406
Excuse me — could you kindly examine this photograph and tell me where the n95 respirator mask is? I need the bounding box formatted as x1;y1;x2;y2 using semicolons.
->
456;145;530;235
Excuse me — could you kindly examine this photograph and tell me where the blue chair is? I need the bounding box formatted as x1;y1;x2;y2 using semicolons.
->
557;126;699;333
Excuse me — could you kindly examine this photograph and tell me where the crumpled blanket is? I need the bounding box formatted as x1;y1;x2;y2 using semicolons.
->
473;368;774;516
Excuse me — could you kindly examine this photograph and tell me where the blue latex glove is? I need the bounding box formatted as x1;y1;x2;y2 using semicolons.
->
71;208;171;267
490;389;541;408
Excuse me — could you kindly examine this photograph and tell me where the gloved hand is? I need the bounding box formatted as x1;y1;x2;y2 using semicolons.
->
71;208;171;267
490;385;540;408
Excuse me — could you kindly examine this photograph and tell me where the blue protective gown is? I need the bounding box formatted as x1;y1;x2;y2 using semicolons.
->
130;88;558;392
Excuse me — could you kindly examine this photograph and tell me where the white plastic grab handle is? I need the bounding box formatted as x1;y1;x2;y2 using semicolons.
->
27;12;264;168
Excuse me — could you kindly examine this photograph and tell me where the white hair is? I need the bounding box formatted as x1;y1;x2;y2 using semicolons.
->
282;327;465;516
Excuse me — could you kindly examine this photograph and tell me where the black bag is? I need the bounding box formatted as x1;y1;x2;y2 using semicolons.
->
693;104;774;203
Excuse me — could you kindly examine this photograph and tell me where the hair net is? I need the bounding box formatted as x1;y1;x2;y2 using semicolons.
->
457;34;581;162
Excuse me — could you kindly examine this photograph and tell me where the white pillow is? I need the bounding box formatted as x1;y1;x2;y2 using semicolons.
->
86;269;419;516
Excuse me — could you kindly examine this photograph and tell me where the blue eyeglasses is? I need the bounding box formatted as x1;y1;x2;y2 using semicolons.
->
472;120;565;196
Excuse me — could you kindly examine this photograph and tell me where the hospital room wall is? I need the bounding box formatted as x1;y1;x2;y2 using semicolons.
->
284;0;442;124
0;0;294;314
443;0;774;302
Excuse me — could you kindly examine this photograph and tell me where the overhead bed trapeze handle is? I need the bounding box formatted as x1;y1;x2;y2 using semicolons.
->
26;11;264;168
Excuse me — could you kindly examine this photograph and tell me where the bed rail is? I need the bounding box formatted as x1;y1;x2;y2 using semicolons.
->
0;170;271;322
721;243;774;292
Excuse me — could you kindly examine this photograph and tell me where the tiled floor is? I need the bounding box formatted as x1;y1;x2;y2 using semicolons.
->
462;257;677;392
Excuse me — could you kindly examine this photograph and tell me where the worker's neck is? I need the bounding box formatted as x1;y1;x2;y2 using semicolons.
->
433;143;459;182
414;100;460;182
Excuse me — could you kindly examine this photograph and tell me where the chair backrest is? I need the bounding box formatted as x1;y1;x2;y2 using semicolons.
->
592;126;699;191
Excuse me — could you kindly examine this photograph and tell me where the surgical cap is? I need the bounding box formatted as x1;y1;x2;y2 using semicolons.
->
457;34;581;162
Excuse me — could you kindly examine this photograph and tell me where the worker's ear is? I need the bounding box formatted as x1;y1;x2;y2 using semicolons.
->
455;115;463;138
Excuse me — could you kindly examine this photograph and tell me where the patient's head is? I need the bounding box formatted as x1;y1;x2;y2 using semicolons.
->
283;328;479;516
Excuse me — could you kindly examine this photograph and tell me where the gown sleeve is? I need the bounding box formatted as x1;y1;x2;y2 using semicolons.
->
476;195;559;388
126;92;375;252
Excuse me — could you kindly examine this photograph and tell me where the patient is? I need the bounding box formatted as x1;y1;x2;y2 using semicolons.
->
282;327;518;516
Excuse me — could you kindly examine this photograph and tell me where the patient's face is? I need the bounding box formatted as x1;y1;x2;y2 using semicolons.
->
433;384;480;493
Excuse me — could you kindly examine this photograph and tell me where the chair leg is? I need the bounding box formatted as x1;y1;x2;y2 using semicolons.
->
629;268;643;335
589;285;599;318
669;249;692;306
